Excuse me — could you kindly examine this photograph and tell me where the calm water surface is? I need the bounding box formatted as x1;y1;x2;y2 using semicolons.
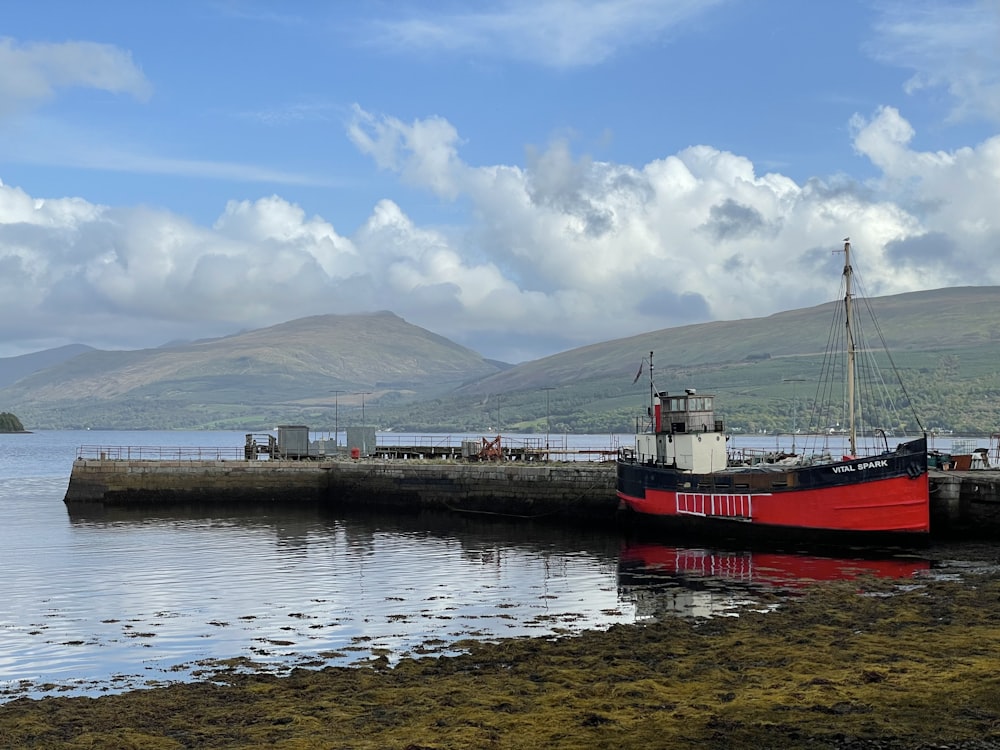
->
0;430;984;702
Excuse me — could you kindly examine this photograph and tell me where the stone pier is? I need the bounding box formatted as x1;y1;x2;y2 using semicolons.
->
931;469;1000;534
64;457;619;523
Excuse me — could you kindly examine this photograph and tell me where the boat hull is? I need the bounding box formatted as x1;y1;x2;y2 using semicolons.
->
617;436;929;539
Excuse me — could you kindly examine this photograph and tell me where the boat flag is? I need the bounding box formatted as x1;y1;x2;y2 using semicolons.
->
632;361;644;384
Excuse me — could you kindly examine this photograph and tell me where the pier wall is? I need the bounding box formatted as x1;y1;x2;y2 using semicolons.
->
935;469;1000;534
65;458;619;522
65;460;1000;535
925;469;1000;537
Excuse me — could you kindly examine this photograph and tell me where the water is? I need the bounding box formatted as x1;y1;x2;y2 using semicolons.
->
0;430;977;702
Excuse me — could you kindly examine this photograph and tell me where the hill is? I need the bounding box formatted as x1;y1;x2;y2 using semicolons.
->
0;312;505;430
0;344;95;389
398;286;1000;436
3;288;1000;434
451;286;1000;393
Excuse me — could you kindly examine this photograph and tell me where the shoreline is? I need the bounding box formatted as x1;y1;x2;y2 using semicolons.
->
2;566;999;749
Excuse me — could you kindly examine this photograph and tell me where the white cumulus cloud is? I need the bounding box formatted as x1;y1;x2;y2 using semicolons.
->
2;103;1000;362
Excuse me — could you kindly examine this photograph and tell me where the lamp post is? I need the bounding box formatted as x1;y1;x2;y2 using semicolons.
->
541;387;555;461
331;390;343;447
357;391;372;426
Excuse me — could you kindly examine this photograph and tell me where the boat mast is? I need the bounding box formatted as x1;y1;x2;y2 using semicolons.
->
843;239;857;456
648;350;655;432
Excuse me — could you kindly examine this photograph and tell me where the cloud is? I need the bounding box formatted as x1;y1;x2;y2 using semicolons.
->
0;38;151;116
347;106;466;199
0;37;327;186
365;0;727;68
848;105;1000;289
3;103;1000;362
871;0;1000;123
0;116;334;186
700;199;770;242
238;100;339;127
884;231;958;265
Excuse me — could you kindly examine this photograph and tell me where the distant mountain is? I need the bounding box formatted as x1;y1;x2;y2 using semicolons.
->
0;344;95;389
452;286;1000;396
412;286;1000;436
4;288;1000;434
0;312;504;430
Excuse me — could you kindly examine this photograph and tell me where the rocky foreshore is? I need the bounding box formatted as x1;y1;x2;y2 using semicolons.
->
2;558;1000;749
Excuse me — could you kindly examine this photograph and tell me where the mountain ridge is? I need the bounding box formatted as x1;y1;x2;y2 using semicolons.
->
2;287;999;433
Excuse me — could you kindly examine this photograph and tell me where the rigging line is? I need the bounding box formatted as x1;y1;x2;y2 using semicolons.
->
829;294;849;430
849;282;904;437
851;266;926;434
856;327;900;437
810;297;843;432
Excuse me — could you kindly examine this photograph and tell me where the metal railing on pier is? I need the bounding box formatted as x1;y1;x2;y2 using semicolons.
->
370;434;622;462
77;435;625;463
76;445;246;461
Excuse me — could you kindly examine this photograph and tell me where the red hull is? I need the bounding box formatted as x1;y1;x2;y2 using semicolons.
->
618;473;929;534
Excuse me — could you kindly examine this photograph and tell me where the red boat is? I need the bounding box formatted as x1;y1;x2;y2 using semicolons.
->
617;240;930;542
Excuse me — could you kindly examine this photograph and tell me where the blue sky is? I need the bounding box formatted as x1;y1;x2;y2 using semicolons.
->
1;1;999;363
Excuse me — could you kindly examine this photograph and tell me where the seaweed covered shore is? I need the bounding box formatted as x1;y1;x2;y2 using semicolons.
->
3;570;1000;749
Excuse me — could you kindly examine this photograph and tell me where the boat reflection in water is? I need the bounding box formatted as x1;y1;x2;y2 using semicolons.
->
618;540;930;620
